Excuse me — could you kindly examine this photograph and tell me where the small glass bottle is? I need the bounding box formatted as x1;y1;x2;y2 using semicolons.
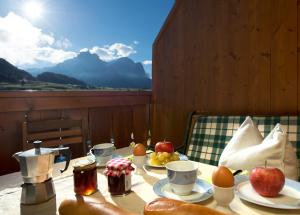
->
73;159;97;195
104;158;134;195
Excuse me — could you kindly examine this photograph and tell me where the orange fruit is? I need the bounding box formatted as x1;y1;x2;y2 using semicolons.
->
133;143;146;156
212;166;234;187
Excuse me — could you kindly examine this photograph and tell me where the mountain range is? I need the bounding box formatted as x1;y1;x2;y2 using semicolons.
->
0;58;87;88
37;72;87;87
0;58;35;83
28;51;151;89
0;52;151;89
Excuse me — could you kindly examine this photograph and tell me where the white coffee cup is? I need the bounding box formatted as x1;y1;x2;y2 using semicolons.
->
165;160;198;195
89;143;115;166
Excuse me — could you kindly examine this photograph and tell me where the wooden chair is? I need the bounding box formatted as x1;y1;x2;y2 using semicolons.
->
22;118;86;155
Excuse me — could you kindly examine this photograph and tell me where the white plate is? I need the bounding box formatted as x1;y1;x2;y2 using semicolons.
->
153;178;213;203
146;153;188;168
236;180;300;209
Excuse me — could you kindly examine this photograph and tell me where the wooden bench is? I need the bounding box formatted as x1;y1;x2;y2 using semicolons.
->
182;112;300;172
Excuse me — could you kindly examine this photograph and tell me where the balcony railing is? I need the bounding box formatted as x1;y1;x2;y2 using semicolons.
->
0;91;152;175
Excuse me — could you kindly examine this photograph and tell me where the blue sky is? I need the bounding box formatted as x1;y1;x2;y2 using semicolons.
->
0;0;174;76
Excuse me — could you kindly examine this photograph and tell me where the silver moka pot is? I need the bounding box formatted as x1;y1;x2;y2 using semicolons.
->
13;140;71;205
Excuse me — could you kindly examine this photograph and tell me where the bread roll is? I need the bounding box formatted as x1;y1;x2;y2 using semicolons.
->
58;195;136;215
144;198;228;215
59;196;228;215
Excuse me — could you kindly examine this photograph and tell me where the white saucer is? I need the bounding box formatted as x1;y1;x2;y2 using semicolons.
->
236;180;300;209
153;178;213;203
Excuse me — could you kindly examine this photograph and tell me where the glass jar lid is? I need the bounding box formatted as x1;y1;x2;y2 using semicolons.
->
104;158;134;177
106;158;133;170
73;158;96;171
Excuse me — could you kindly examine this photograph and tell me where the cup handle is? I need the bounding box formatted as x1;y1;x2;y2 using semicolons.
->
58;148;71;173
87;148;94;156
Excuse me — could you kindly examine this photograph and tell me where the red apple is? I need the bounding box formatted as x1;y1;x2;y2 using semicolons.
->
155;141;174;153
249;167;285;197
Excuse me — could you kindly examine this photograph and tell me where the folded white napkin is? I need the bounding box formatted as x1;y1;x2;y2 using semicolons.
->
219;117;299;180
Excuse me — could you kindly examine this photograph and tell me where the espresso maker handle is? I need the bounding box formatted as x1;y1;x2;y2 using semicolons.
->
58;148;72;173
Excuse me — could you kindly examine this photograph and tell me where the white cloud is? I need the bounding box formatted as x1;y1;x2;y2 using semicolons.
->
133;40;139;45
0;12;76;66
79;48;89;52
55;38;72;49
35;47;77;63
143;60;152;65
0;12;140;67
89;43;137;61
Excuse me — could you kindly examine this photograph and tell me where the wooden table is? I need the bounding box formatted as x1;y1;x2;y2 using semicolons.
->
0;147;299;215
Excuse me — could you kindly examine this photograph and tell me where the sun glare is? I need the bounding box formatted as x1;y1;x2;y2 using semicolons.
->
23;1;43;20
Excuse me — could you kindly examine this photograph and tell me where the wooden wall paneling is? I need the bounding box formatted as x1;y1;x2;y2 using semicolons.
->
88;106;133;149
151;47;159;144
207;0;225;113
169;3;187;146
226;0;250;113
158;4;186;146
182;0;197;112
271;0;298;114
132;104;149;144
158;32;171;142
112;106;133;148
205;1;221;113
153;0;299;151
205;0;249;114
153;0;180;144
159;26;171;140
218;0;237;113
152;105;163;145
152;38;168;143
89;107;113;146
0;112;25;175
27;110;62;121
248;0;272;114
62;108;89;141
184;0;208;113
39;110;62;120
153;17;182;144
297;0;300;114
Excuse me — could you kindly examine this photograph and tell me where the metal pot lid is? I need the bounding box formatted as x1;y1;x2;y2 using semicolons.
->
17;140;55;157
17;147;54;157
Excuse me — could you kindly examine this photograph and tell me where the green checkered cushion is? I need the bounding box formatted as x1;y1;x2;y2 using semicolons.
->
186;116;300;170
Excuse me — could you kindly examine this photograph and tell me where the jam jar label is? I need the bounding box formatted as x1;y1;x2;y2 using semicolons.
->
125;174;131;191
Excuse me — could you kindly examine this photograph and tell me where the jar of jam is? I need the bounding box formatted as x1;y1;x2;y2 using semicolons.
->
104;158;134;195
73;159;98;195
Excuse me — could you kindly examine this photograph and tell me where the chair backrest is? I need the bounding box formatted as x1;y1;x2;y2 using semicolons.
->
22;118;86;154
183;113;300;168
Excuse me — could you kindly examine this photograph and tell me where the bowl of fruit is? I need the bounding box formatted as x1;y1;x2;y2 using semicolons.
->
148;140;188;168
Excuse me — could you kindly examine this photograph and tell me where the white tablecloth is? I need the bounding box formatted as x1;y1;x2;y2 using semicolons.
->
1;147;299;215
